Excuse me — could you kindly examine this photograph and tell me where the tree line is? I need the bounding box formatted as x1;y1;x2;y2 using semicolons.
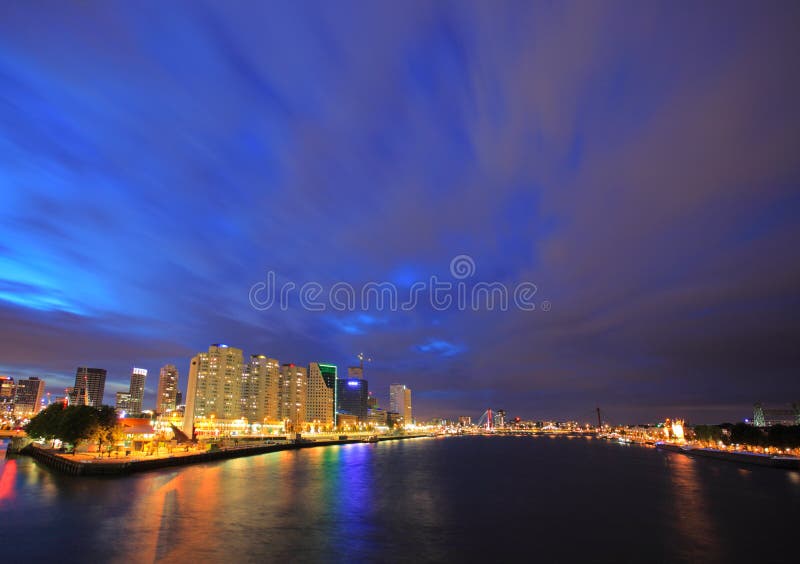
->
24;403;121;455
693;423;800;448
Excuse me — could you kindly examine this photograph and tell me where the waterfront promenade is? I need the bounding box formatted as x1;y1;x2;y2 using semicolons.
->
16;433;433;476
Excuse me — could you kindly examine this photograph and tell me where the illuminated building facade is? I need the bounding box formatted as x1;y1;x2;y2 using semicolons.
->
389;384;412;424
278;363;306;430
306;362;334;426
319;363;338;424
13;377;45;416
156;364;179;414
127;367;147;415
243;355;280;423
116;391;131;413
0;376;14;415
183;344;244;434
69;367;106;407
753;402;800;427
337;378;368;422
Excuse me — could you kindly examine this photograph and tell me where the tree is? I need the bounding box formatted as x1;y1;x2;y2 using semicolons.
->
25;403;121;455
58;406;101;454
730;423;765;447
24;403;66;445
90;406;122;457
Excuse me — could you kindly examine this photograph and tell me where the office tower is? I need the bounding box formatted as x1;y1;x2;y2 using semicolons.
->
70;367;107;407
318;364;338;424
389;384;412;424
337;378;368;422
175;390;183;406
156;364;179;414
116;391;131;413
127;367;147;414
367;392;378;409
278;364;307;430
13;377;45;416
306;363;335;426
183;344;244;434
243;355;280;423
347;366;364;379
0;376;14;415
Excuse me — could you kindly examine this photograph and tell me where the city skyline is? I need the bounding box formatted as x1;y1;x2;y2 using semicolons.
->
1;3;799;424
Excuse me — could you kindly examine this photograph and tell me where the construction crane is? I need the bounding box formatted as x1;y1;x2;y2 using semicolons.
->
357;352;372;370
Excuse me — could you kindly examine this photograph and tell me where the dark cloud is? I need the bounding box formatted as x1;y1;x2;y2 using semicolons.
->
1;1;798;422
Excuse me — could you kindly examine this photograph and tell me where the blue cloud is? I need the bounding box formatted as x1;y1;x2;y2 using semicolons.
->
416;340;467;357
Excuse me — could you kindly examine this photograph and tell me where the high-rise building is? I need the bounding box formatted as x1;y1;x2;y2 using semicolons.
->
183;344;244;434
70;367;107;407
347;366;364;379
367;392;378;409
13;377;45;416
242;355;280;423
127;367;147;415
116;391;131;413
319;364;338;424
175;390;183;406
278;364;306;430
337;378;368;422
306;363;335;426
389;384;412;424
0;376;14;415
156;364;179;414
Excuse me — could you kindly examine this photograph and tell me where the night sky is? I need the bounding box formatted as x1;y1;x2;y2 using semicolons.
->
1;2;799;423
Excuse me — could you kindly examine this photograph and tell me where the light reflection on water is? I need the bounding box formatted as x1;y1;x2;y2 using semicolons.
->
2;437;799;563
665;452;722;562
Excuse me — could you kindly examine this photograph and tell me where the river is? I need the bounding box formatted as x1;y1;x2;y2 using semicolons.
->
1;435;798;562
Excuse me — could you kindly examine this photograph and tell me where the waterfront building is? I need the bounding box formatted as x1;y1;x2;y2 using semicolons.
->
386;411;404;429
389;384;412;424
13;377;45;417
116;391;131;413
459;416;472;426
127;367;147;415
337;378;368;423
337;413;358;430
306;362;335;427
319;364;338;424
753;402;800;426
69;367;107;407
278;363;307;431
367;406;387;427
156;364;179;414
0;376;14;415
183;344;244;434
242;355;280;423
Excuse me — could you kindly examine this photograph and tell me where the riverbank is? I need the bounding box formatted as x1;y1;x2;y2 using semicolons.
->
16;434;434;476
655;441;800;470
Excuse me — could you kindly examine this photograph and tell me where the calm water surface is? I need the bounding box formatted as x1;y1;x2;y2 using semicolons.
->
1;436;799;563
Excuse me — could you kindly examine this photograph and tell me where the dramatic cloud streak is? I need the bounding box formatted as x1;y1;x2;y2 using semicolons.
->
1;1;798;422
